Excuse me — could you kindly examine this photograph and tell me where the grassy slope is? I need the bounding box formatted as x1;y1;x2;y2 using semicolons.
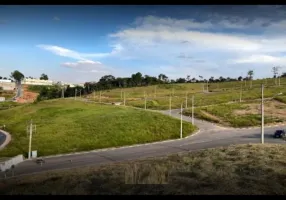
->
0;99;196;157
184;102;283;127
2;144;286;195
87;79;286;110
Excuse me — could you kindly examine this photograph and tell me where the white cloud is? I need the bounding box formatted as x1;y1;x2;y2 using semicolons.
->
38;12;286;81
230;55;286;64
37;45;115;60
53;16;60;21
61;60;109;73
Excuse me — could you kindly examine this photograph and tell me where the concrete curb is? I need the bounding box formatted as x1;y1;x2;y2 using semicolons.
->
0;129;11;151
42;129;201;159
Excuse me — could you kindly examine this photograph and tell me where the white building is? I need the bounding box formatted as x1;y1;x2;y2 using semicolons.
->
23;78;54;86
0;80;12;83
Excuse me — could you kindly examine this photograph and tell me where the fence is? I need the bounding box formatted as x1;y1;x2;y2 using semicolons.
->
0;155;24;172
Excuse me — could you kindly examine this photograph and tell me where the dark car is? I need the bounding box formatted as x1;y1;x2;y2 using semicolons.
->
273;130;286;138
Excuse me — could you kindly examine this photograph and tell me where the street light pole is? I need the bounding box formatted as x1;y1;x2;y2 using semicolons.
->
261;84;264;144
185;92;188;109
180;103;183;139
28;120;33;159
192;95;194;125
169;94;172;116
144;91;147;110
240;83;242;103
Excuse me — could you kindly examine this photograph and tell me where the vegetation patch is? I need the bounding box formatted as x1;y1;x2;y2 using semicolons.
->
0;99;196;157
2;144;286;195
184;101;284;127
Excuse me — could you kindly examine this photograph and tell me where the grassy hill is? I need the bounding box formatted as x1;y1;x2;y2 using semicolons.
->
85;78;286;110
2;144;286;195
0;99;196;157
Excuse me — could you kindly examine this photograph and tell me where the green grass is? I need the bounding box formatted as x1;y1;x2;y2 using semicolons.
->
2;144;286;195
184;102;283;127
0;91;14;99
87;80;286;110
0;102;20;111
0;99;196;157
274;95;286;104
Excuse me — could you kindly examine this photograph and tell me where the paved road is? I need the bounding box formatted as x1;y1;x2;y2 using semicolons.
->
0;132;6;147
1;109;285;179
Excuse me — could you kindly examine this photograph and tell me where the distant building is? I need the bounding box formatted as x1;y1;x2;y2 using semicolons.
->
23;78;54;86
0;80;12;83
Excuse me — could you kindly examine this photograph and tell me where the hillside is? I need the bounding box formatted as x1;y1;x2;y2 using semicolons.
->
0;99;196;157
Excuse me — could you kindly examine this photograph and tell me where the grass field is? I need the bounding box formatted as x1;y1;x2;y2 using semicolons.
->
0;101;20;111
183;100;286;127
2;144;286;195
85;79;286;110
0;99;196;157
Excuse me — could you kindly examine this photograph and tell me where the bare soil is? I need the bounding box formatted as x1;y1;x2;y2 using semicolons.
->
234;100;286;121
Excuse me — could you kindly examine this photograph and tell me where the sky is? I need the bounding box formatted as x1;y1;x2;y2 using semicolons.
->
1;5;286;83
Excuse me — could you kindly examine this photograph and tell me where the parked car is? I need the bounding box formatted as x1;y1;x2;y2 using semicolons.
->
273;130;286;138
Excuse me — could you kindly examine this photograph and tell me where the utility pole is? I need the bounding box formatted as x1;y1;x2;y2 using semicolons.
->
239;82;242;103
202;83;205;92
261;84;264;144
75;88;77;100
185;92;188;109
28;120;33;159
144;91;147;110
62;87;64;98
124;92;126;106
154;86;157;98
169;94;172;116
206;80;209;92
99;91;102;103
192;95;194;125
180;103;183;139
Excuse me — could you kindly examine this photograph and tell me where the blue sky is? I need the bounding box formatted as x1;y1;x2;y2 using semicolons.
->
1;5;286;83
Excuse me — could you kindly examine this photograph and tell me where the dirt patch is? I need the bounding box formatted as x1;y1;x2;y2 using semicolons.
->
15;85;38;103
234;100;286;122
200;110;228;125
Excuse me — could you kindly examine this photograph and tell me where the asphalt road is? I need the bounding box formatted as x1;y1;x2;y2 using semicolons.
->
0;132;6;147
1;109;286;179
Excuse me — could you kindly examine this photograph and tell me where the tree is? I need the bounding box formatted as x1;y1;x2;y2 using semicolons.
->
272;66;280;85
40;73;49;80
247;70;254;88
0;76;2;79
238;76;243;81
186;75;191;82
3;77;7;80
281;72;286;78
10;70;24;84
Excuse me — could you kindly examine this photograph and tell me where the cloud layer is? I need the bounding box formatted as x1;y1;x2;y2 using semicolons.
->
38;6;286;81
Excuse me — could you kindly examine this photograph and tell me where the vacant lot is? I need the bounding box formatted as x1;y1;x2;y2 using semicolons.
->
0;99;196;157
184;100;285;127
1;144;286;195
87;82;286;110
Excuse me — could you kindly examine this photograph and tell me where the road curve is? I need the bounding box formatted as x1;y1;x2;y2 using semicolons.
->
1;109;285;179
0;130;11;151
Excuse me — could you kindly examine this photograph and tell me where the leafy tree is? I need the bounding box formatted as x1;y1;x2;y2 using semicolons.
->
0;76;2;79
10;70;25;84
40;73;49;80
